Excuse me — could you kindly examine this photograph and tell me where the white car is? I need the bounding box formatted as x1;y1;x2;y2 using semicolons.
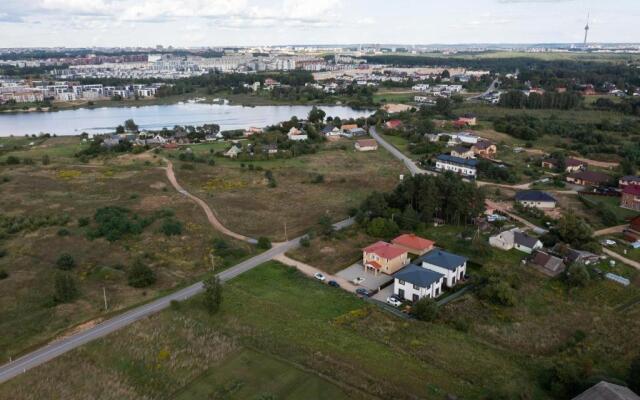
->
386;296;402;307
602;239;617;246
314;272;326;282
352;277;365;285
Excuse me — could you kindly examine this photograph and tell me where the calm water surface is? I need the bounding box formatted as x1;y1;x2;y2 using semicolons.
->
0;103;373;136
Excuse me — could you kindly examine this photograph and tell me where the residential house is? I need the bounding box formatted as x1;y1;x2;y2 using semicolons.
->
621;185;640;211
263;144;278;155
393;264;445;301
355;139;378;152
450;145;475;159
321;125;341;139
224;144;242;158
340;124;358;132
565;249;600;265
287;127;308;141
620;175;640;188
418;250;467;288
572;381;640;400
515;190;557;209
435;154;478;178
385;120;403;130
514;231;543;254
243;127;263;137
624;215;640;242
472;140;497;158
489;228;542;254
567;170;611;187
391;234;435;255
529;250;566;277
541;157;586;173
348;127;367;137
456;114;477;126
362;241;410;275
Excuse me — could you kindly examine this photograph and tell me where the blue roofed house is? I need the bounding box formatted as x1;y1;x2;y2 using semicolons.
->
435;154;478;178
393;264;445;301
515;190;557;209
418;250;467;288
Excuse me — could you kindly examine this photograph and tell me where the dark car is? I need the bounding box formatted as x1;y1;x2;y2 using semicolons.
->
355;288;370;297
328;280;340;288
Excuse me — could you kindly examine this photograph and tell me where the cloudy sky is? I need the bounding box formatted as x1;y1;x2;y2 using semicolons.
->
0;0;638;47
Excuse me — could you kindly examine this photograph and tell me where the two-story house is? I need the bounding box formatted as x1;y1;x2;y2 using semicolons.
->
362;241;409;275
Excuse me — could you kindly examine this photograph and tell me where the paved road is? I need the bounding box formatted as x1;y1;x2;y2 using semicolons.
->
369;127;433;177
0;219;355;384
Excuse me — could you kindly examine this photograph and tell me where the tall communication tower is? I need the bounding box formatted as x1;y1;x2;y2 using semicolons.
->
583;13;590;47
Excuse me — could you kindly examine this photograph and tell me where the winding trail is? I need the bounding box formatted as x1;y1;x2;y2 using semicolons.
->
164;158;257;244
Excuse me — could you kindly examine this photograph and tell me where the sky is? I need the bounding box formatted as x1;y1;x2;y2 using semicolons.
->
0;0;638;48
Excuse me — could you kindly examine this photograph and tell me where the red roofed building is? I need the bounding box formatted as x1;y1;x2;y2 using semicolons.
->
624;215;640;242
362;241;409;275
391;234;435;255
621;185;640;211
385;119;403;130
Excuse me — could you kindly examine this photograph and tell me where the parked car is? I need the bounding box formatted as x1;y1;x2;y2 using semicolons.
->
314;272;326;282
602;239;617;246
352;276;365;285
355;288;370;297
328;280;340;288
386;296;402;307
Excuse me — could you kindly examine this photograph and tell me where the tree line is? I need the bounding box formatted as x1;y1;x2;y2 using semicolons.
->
498;90;583;110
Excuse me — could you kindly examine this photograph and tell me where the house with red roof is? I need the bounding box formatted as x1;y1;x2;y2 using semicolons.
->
385;119;403;130
362;241;409;275
621;185;640;211
391;234;435;255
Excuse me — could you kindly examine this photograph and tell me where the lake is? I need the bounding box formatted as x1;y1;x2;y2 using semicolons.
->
0;103;374;136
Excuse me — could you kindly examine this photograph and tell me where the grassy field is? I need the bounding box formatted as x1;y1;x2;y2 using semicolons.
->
3;258;639;399
170;140;405;241
0;138;254;360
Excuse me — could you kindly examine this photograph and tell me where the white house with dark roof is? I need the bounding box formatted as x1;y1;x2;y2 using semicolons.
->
513;231;543;254
393;264;445;301
435;154;478;178
515;190;557;209
418;249;467;288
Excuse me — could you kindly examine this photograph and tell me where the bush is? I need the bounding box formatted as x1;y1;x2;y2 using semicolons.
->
127;260;156;288
300;236;311;248
311;174;324;184
160;218;183;236
565;264;591;287
413;298;439;321
0;249;6;258
54;272;79;303
41;154;50;165
55;253;76;270
366;217;399;239
0;269;8;280
479;278;516;306
88;206;147;242
78;217;90;227
5;155;20;165
57;228;70;236
257;237;272;249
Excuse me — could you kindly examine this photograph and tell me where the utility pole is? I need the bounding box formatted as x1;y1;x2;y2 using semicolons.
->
102;287;108;311
284;221;288;241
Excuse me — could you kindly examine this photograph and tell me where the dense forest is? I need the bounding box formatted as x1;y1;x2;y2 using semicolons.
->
498;90;583;110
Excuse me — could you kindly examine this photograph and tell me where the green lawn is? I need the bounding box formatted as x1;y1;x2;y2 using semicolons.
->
173;349;349;400
582;194;640;222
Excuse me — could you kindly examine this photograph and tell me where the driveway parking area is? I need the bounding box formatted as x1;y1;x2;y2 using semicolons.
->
372;285;394;302
336;263;393;291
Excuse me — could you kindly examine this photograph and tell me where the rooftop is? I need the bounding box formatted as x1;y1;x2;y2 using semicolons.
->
363;241;407;260
392;234;435;252
418;249;467;271
393;264;444;288
515;190;557;203
436;154;478;167
568;170;611;184
572;381;640;400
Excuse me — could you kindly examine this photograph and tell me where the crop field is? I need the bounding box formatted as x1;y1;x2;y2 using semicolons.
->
170;140;405;241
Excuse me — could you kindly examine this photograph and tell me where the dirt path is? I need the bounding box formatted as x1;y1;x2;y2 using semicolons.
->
594;225;628;237
486;199;548;234
163;159;256;244
274;254;358;293
572;157;619;169
603;248;640;270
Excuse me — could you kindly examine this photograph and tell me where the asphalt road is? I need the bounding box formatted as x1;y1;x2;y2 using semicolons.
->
369;127;434;177
0;217;352;384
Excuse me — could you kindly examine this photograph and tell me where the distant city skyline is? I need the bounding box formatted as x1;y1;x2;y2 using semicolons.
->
0;0;639;48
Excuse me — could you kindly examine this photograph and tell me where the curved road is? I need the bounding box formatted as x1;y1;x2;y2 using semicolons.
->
369;127;432;177
0;158;354;384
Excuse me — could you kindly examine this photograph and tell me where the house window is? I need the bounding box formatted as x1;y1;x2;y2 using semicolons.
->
413;284;420;290
398;280;405;285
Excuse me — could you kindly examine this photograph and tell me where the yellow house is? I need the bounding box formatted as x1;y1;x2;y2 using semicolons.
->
362;241;409;275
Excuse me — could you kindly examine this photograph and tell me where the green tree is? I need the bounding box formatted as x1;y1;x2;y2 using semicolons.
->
366;217;399;239
556;211;594;249
307;106;326;123
115;125;125;134
565;264;591;287
54;272;79;303
160;218;183;236
124;119;139;132
629;354;640;393
318;215;335;237
202;275;223;315
479;278;516;306
413;298;439;321
127;260;156;288
257;236;272;249
55;253;76;270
